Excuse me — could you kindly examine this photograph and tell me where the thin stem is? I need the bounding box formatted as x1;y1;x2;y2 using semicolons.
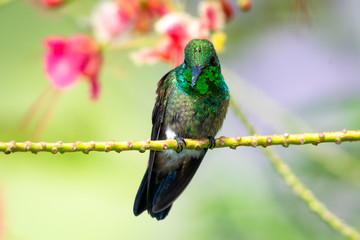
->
18;86;52;131
33;90;61;140
263;148;360;239
230;99;360;240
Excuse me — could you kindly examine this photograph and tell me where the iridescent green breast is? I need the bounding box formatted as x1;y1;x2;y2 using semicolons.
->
162;67;229;139
175;63;229;98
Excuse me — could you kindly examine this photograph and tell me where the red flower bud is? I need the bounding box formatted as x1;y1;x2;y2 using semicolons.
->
42;0;64;8
239;0;252;12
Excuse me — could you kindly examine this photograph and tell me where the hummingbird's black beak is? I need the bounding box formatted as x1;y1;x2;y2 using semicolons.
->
191;65;203;89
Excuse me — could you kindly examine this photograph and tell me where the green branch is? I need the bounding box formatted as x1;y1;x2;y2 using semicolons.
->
0;130;359;154
230;98;360;240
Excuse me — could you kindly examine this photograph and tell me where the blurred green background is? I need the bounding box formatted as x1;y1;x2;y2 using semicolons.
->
1;0;360;239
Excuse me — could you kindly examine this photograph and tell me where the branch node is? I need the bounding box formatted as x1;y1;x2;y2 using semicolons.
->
299;138;305;145
335;138;341;145
10;140;17;150
105;145;111;152
52;147;57;154
235;136;241;141
25;142;30;151
319;132;325;139
283;133;289;138
266;137;272;143
5;148;11;154
162;144;168;150
127;141;133;148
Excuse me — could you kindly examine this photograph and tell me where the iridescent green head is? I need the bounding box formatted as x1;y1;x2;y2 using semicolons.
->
183;39;220;89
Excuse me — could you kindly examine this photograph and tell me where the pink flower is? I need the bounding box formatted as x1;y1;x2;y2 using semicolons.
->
91;1;131;43
199;1;226;31
44;35;102;100
131;0;170;32
91;0;170;43
132;12;209;66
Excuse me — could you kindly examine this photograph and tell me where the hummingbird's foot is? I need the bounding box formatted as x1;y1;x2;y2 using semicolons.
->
207;136;216;149
174;136;186;152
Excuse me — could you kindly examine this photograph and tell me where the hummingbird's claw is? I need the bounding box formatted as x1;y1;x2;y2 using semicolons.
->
175;136;186;152
207;136;216;149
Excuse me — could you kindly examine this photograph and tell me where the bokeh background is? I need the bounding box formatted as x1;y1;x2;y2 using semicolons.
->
1;0;360;239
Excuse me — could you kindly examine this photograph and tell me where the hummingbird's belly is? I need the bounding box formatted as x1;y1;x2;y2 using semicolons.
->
153;127;205;178
165;99;227;139
154;148;204;179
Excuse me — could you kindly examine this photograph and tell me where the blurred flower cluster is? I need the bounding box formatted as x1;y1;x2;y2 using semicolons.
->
22;0;254;137
91;0;170;43
131;0;232;66
40;0;249;99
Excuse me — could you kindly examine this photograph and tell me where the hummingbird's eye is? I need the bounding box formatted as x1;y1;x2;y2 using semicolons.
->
210;55;217;65
184;59;187;65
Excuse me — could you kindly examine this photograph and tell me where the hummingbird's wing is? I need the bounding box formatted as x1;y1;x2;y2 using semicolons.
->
150;71;172;141
133;70;173;220
147;69;173;188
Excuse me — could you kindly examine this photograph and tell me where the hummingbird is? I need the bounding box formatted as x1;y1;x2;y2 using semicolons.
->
133;39;230;220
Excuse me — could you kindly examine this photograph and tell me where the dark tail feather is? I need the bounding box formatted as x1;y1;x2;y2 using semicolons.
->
149;204;172;220
152;151;207;213
133;167;173;220
133;168;148;216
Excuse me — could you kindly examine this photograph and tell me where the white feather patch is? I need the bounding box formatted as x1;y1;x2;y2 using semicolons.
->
164;127;203;161
165;128;177;140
